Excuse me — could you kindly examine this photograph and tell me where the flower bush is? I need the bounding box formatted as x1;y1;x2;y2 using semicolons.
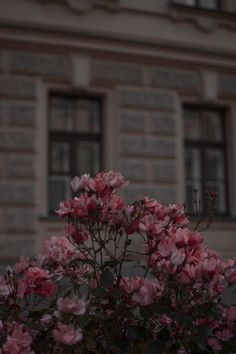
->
0;171;235;353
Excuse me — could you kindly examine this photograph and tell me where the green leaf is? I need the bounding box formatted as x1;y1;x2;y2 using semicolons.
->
100;269;114;289
91;287;106;297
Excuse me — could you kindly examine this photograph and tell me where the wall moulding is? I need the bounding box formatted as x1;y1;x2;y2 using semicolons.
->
168;3;236;33
35;0;120;13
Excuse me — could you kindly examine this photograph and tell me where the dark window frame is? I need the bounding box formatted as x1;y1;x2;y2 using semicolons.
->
184;105;229;216
171;0;224;12
48;92;103;214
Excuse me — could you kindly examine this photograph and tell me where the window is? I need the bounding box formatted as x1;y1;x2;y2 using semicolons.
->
172;0;223;11
184;107;228;215
48;94;102;213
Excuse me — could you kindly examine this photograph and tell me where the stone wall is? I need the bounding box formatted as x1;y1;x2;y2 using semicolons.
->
0;46;236;263
0;49;72;263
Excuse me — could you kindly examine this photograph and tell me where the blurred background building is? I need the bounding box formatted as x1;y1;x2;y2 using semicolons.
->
0;0;236;265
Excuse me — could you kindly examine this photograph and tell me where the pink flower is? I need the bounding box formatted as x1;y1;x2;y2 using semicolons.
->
17;267;57;298
143;197;158;211
101;171;129;189
208;337;222;351
225;268;236;285
73;194;97;218
178;264;196;284
71;174;91;192
168;204;189;226
120;277;163;306
216;328;234;341
40;314;53;325
126;219;139;235
201;257;221;277
55;199;74;217
15;256;30;274
170;248;185;266
42;236;76;264
53;323;83;345
3;324;33;354
158;238;176;258
104;193;126;211
57;296;87;315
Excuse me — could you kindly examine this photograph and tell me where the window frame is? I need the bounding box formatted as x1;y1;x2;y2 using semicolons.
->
184;105;229;216
170;0;224;12
48;92;103;214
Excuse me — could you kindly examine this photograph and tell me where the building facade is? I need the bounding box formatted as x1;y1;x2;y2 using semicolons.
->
0;0;236;264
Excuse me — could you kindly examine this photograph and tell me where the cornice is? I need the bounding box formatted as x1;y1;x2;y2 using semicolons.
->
168;3;236;33
36;0;120;13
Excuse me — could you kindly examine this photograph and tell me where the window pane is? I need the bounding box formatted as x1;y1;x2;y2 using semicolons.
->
74;99;100;133
202;110;223;142
205;149;225;180
206;181;227;214
184;109;201;140
199;0;218;9
50;142;70;173
49;175;71;212
50;97;74;131
186;180;202;213
185;147;201;179
76;142;100;176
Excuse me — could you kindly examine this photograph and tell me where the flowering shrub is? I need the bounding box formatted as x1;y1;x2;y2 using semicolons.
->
0;171;235;353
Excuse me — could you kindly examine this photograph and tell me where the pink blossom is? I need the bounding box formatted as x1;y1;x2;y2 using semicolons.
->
139;214;168;236
143;197;158;211
3;324;33;354
17;267;57;298
120;277;163;306
168;204;189;226
158;238;176;258
101;171;129;189
40;314;53;325
71;174;91;192
42;236;76;264
57;296;87;315
15;256;30;274
55;199;74;217
208;337;222;351
53;323;83;345
225;268;236;285
216;328;234;341
178;264;196;284
170;248;185;266
126;219;139;235
103;193;126;211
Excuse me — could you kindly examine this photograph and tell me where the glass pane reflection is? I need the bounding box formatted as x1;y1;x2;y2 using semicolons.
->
50;142;70;173
49;175;71;212
76;142;100;176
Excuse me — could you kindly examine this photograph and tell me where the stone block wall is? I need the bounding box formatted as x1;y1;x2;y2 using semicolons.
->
0;49;72;263
1;49;235;263
0;79;37;261
91;58;199;204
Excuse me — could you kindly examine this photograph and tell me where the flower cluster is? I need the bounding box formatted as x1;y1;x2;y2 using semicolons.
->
0;171;235;354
